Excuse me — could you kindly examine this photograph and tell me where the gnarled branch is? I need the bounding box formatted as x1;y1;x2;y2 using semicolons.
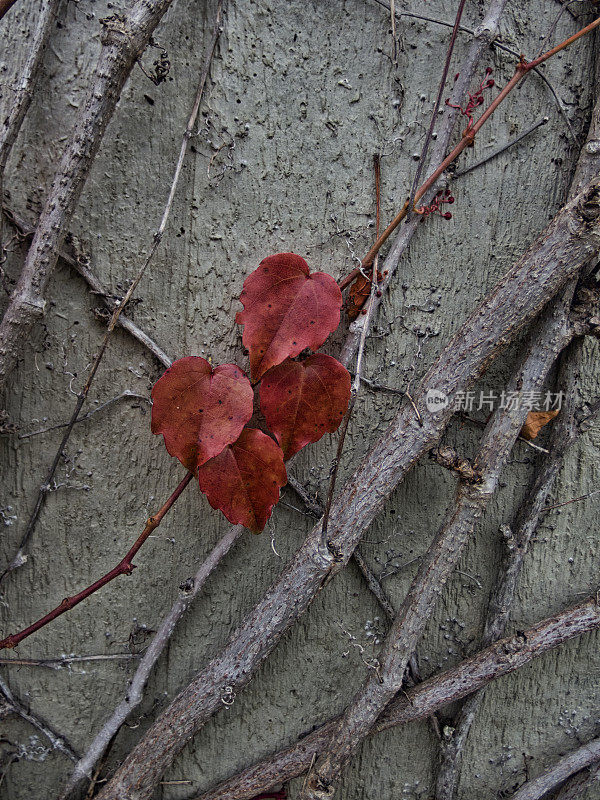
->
0;0;59;255
434;58;600;798
0;0;175;397
97;165;600;800
192;593;600;800
300;280;579;799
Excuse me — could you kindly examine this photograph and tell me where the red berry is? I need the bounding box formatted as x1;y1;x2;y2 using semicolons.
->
447;196;455;204
443;212;452;220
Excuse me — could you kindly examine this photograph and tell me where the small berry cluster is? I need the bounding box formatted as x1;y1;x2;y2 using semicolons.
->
416;187;455;220
446;67;495;129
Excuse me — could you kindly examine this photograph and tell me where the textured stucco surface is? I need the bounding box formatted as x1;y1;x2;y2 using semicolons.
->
1;1;599;798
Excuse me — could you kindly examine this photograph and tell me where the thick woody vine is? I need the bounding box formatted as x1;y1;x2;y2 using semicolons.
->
2;9;599;652
1;3;600;800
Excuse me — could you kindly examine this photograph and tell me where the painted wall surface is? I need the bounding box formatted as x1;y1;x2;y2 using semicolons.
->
1;1;599;798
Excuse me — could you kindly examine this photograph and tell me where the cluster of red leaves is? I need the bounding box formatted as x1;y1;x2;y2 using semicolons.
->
446;67;495;130
416;187;455;220
151;253;350;533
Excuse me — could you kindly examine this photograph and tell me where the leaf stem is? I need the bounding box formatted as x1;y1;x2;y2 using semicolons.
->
0;472;193;651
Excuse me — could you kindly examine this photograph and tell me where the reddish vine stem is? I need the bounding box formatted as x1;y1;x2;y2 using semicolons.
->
0;472;193;651
406;0;467;216
338;12;600;290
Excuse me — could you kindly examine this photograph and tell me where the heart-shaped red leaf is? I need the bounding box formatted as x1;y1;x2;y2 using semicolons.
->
151;357;253;471
259;354;351;459
236;253;342;381
197;428;287;533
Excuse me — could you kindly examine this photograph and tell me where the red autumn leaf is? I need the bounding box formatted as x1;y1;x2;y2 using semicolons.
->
151;356;253;471
197;428;287;533
346;268;382;321
259;354;351;459
236;253;342;381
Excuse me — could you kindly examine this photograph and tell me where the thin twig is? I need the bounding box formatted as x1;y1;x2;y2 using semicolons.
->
0;677;79;762
60;522;243;800
2;205;172;369
83;729;119;800
0;653;141;669
535;0;576;58
287;476;396;621
321;154;381;547
350;544;442;738
453;116;549;177
286;476;323;518
460;413;551;454
407;0;467;217
356;375;405;394
544;488;600;511
552;0;584;22
0;0;223;583
0;472;193;650
17;391;150;440
389;0;396;63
